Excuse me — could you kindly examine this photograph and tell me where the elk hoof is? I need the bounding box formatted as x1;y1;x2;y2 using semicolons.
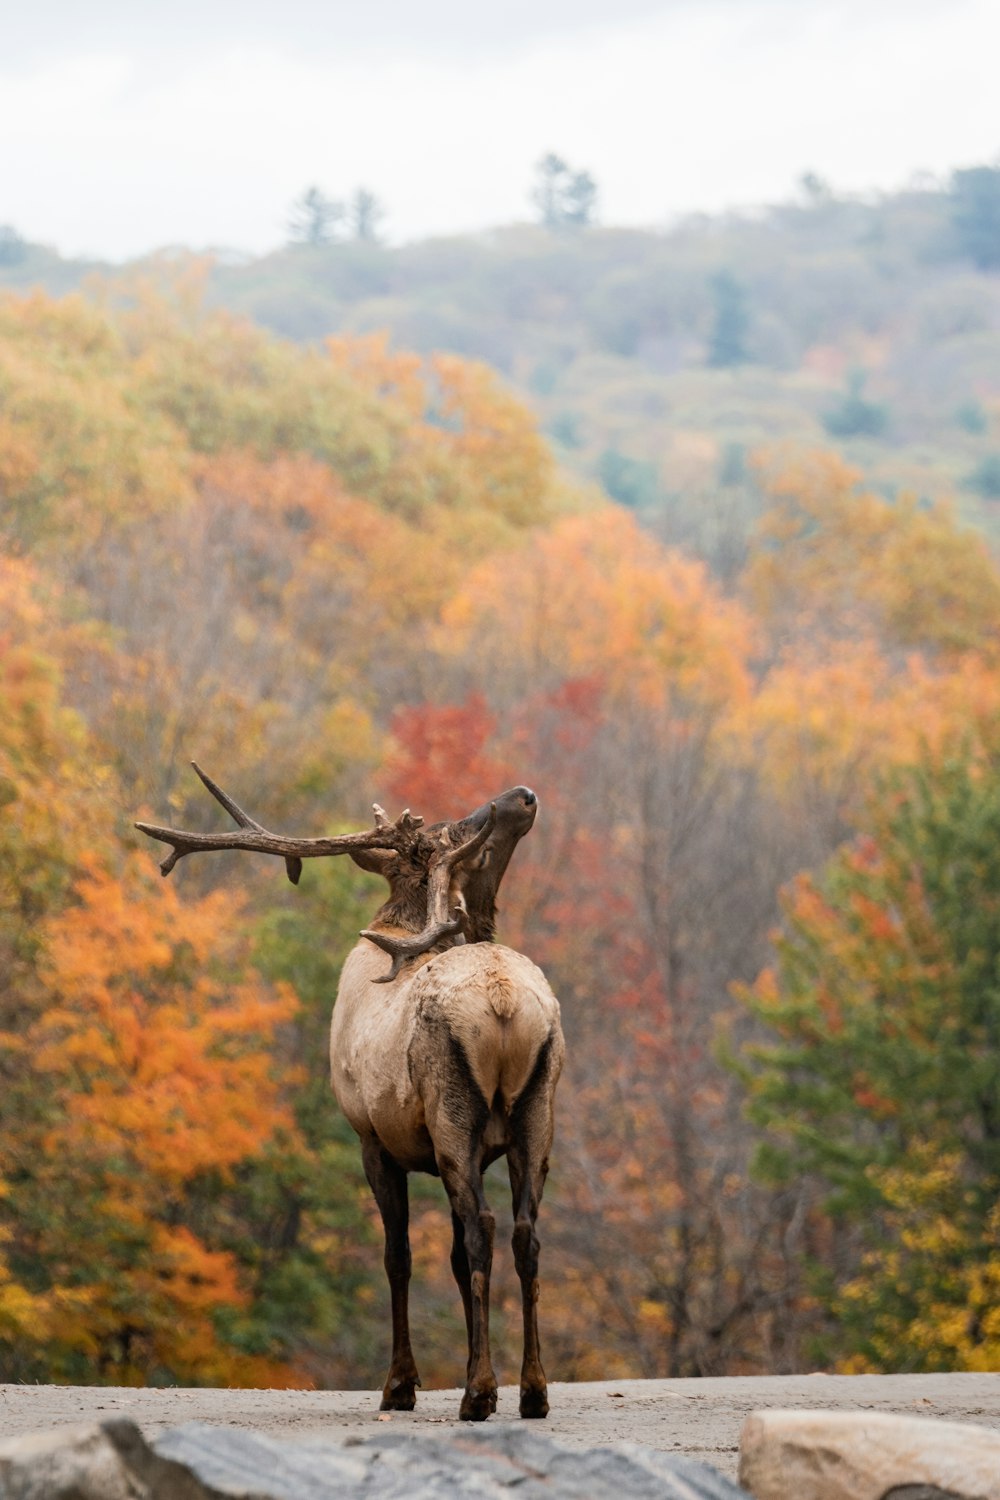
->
459;1386;496;1422
519;1386;549;1419
380;1377;418;1411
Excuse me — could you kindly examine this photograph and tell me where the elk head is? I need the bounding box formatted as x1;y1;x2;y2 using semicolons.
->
135;766;538;981
354;786;538;978
439;786;537;942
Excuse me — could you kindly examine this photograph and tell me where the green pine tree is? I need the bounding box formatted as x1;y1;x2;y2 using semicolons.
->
737;751;1000;1369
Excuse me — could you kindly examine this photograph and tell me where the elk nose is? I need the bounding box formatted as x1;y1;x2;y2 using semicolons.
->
519;788;537;807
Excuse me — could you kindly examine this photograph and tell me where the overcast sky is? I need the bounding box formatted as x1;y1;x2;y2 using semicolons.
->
3;0;998;261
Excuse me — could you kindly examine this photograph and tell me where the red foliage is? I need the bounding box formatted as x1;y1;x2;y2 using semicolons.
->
384;695;515;820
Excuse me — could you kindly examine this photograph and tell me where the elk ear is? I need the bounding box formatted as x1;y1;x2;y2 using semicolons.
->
349;848;399;878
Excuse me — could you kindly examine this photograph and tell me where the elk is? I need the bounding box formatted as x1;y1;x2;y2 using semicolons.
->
137;765;564;1422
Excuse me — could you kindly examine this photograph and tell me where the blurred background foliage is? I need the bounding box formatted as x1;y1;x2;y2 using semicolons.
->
3;168;1000;1387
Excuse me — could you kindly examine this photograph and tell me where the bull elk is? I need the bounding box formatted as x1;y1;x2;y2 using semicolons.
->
137;766;564;1421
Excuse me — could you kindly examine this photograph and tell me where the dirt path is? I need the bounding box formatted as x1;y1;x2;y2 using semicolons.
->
4;1373;1000;1480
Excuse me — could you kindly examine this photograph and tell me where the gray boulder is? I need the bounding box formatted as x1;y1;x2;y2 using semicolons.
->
157;1420;748;1498
0;1418;209;1499
0;1416;749;1500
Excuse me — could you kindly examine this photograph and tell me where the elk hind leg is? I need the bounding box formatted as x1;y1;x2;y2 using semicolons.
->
508;1043;556;1418
439;1152;497;1421
449;1209;475;1383
361;1135;420;1411
431;1054;497;1419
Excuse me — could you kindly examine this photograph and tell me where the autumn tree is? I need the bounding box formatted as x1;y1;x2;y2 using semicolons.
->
747;452;1000;659
739;748;1000;1370
0;554;118;1365
408;518;817;1376
2;850;316;1385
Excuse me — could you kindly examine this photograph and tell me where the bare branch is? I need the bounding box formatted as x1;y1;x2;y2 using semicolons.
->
135;762;424;882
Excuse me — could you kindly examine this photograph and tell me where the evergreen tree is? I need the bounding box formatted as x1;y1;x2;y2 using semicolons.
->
707;270;749;367
596;447;659;509
950;165;1000;271
531;153;597;229
822;369;888;439
532;153;569;228
739;751;1000;1369
349;187;385;243
288;186;343;246
563;170;598;227
0;225;25;266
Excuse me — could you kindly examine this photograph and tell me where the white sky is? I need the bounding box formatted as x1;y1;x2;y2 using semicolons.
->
2;0;998;261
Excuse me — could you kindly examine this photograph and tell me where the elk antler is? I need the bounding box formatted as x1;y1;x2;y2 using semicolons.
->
135;762;425;882
362;803;497;982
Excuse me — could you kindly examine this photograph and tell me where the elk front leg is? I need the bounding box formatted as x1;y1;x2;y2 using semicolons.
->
360;1136;420;1411
438;1156;497;1421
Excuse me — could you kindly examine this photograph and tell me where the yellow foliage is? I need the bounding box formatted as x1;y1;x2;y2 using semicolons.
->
748;451;1000;657
0;291;192;550
744;634;1000;824
836;1150;1000;1372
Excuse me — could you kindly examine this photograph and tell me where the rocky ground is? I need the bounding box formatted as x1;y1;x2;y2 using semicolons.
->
3;1374;1000;1482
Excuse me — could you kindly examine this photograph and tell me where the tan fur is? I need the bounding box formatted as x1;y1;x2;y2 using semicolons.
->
330;938;563;1173
484;955;517;1020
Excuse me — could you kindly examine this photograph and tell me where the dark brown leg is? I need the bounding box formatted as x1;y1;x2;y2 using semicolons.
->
439;1154;497;1421
361;1135;420;1411
508;1043;556;1419
508;1142;549;1417
449;1209;475;1381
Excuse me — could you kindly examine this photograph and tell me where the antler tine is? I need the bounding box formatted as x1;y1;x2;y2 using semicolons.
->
191;761;260;829
440;802;497;873
135;766;424;882
361;914;466;984
361;804;498;982
191;760;303;884
373;804;424;835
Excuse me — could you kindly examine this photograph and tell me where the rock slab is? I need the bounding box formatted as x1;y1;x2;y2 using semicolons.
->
739;1408;1000;1500
0;1416;750;1499
0;1418;210;1500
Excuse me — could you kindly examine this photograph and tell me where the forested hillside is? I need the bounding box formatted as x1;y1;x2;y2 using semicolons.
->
6;172;1000;566
3;226;1000;1386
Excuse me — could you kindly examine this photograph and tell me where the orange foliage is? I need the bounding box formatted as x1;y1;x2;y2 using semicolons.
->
442;508;753;713
37;857;299;1181
16;855;307;1385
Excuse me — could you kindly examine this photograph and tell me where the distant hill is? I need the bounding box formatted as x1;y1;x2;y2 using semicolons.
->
5;173;1000;572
